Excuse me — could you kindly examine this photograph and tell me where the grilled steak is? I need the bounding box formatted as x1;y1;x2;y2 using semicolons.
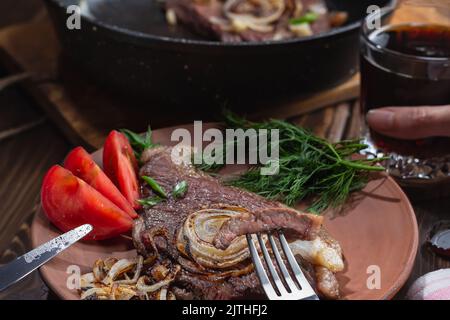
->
165;0;338;42
133;146;340;299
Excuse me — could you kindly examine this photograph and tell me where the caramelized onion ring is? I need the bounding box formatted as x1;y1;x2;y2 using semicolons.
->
178;207;251;269
222;0;285;33
136;265;181;293
224;0;285;25
102;258;136;285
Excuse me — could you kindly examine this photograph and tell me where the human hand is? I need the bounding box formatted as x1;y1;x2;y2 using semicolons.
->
366;105;450;139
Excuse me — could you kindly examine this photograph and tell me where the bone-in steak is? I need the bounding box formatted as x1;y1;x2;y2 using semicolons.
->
133;147;327;299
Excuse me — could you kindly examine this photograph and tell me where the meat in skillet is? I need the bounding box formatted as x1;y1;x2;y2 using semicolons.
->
164;0;348;42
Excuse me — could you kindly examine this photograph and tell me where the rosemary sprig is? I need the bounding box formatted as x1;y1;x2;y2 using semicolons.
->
197;112;385;213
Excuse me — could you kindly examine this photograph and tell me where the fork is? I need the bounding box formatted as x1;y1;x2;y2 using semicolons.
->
247;232;319;300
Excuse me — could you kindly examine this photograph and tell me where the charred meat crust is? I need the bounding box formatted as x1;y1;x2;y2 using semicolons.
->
315;266;340;299
213;207;323;249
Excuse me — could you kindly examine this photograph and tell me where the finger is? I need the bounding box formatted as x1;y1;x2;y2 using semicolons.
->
366;106;450;140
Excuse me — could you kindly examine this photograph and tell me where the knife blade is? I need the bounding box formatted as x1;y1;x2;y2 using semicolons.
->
0;224;93;292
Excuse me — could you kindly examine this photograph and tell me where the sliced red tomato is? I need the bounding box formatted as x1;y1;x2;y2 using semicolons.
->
64;147;138;219
41;165;133;240
103;130;140;209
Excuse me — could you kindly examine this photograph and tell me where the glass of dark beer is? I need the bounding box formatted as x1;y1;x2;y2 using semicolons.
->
360;3;450;181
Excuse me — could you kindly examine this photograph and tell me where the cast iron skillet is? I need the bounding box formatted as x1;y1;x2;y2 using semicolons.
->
44;0;396;109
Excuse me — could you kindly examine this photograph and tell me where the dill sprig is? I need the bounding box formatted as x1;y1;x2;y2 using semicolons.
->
198;112;385;214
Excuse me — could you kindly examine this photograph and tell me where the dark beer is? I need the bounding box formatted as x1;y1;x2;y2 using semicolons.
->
361;24;450;157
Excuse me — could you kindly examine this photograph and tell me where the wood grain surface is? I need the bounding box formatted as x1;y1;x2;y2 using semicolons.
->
0;63;69;300
0;0;449;301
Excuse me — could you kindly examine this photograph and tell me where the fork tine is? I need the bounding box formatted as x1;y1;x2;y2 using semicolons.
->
268;234;299;292
278;233;317;298
256;234;289;295
246;234;279;300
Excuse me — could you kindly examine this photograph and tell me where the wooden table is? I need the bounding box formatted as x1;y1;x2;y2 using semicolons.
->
0;0;449;300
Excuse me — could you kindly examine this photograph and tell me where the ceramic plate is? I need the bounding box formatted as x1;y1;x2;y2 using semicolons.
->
31;124;418;300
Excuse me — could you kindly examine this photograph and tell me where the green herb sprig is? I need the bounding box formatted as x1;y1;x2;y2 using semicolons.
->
289;12;319;25
197;112;385;213
139;178;189;208
121;126;157;160
137;196;164;207
142;176;168;198
172;181;188;198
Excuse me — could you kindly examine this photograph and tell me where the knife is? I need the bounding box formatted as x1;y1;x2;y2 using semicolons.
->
0;224;93;292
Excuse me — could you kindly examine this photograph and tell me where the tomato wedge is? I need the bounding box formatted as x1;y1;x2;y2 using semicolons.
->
64;147;138;219
41;165;133;240
103;130;140;209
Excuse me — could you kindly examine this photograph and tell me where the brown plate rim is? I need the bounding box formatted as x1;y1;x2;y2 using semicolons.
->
375;177;418;299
